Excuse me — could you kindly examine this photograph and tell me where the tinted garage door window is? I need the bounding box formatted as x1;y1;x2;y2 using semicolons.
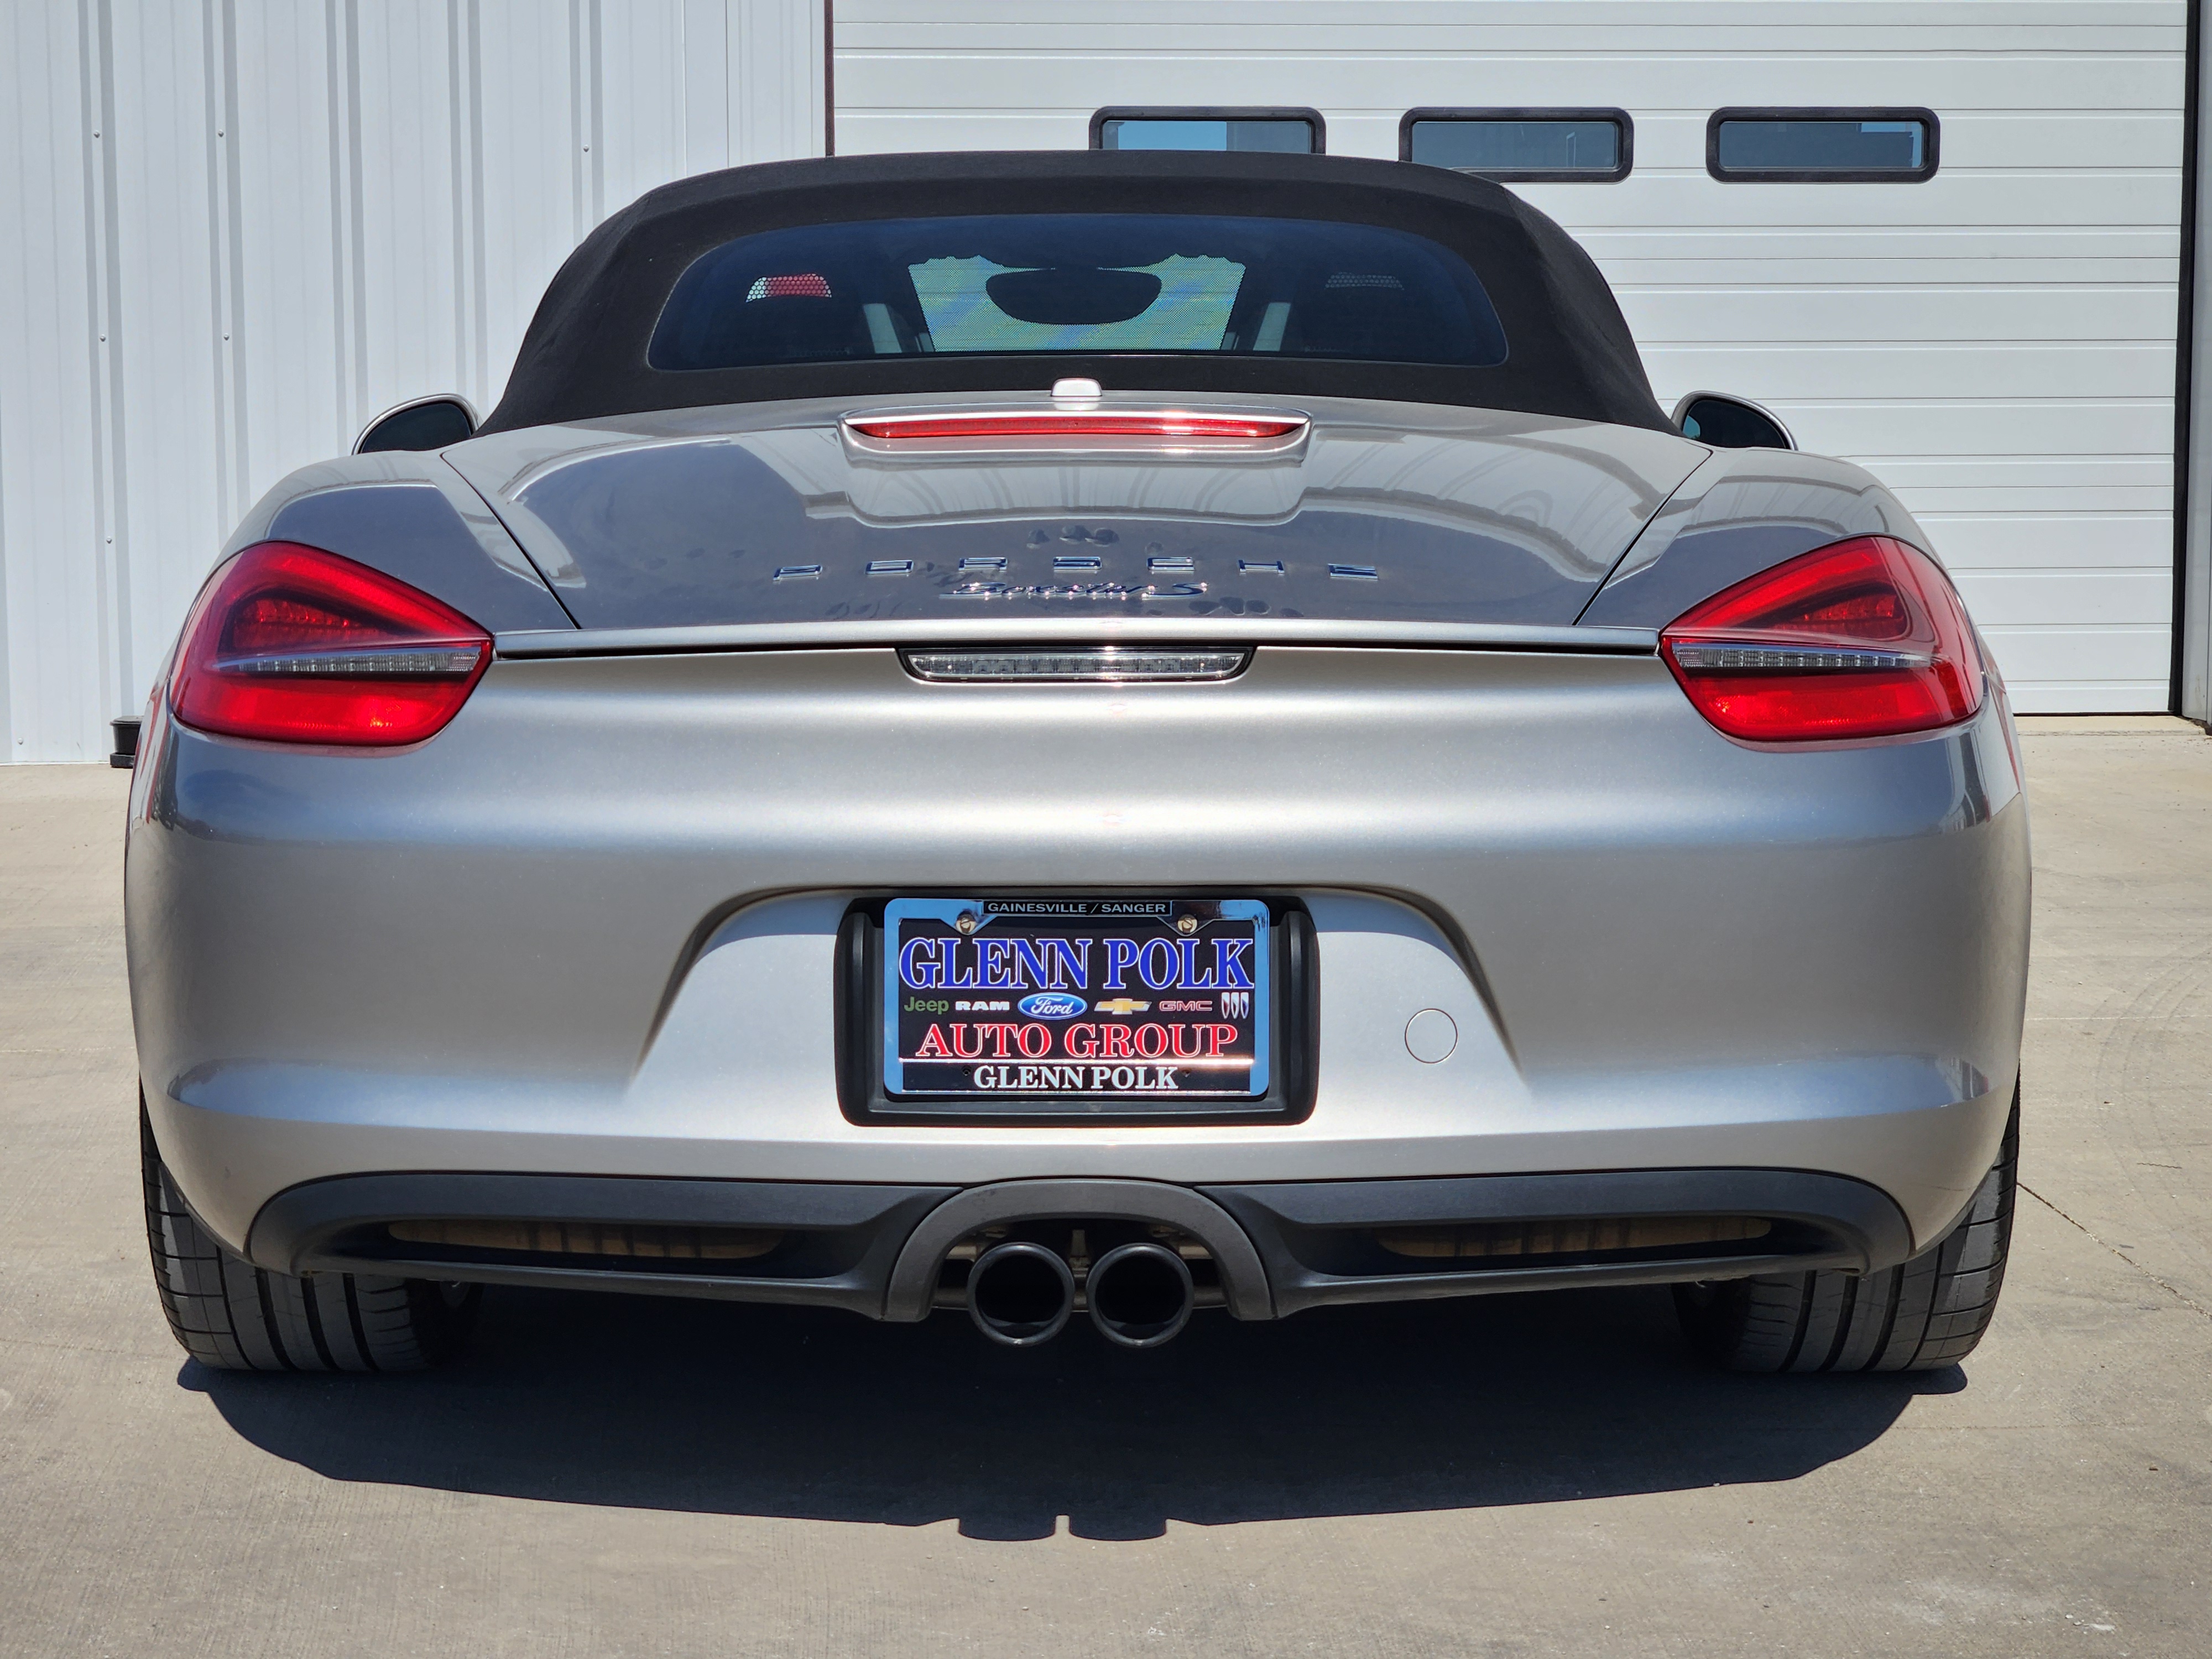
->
1092;108;1321;153
648;213;1507;368
1402;109;1631;181
1708;109;1938;181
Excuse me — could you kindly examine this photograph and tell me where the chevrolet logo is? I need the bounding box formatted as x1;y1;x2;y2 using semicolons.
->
1093;998;1151;1016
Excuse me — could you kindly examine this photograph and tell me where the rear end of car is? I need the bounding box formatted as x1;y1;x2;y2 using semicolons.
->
127;152;2027;1374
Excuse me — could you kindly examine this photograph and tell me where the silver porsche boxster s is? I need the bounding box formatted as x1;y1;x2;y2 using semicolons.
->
129;152;2026;1375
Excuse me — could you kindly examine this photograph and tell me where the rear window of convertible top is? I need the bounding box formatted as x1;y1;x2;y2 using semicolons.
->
645;213;1509;371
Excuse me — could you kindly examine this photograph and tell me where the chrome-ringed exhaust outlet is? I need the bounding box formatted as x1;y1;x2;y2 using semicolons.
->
966;1240;1076;1346
1086;1241;1196;1349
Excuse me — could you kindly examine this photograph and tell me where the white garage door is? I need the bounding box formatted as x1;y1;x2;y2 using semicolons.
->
834;1;2187;712
0;0;825;764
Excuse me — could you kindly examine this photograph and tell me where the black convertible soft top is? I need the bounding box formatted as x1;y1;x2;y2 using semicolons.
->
480;150;1668;435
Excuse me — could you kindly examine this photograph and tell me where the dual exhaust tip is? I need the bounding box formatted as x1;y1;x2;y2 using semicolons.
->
966;1239;1195;1349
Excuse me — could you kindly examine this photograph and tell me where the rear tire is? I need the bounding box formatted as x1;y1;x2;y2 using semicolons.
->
141;1103;479;1372
1673;1092;2018;1373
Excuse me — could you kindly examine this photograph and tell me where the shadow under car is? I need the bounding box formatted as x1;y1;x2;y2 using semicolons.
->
187;1282;1956;1540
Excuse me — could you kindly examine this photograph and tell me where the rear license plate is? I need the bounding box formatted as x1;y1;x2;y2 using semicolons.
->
882;897;1270;1100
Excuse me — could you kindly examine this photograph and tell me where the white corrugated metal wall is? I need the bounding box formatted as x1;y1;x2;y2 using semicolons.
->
833;1;2190;714
0;2;2192;757
0;0;825;763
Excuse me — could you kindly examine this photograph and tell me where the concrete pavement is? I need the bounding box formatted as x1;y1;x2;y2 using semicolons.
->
2;723;2207;1657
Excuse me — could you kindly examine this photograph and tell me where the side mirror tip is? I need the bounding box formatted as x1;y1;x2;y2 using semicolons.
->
1670;390;1796;451
354;394;480;455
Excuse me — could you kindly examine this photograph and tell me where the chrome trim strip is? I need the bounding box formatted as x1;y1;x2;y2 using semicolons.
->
493;617;1663;660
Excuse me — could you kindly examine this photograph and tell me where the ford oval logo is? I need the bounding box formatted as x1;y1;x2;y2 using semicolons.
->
1019;992;1086;1020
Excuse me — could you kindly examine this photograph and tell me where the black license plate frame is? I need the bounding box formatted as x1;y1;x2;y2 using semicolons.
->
834;895;1317;1125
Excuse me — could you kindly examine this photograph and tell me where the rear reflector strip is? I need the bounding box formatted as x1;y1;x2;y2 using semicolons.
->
1379;1215;1775;1260
389;1219;782;1260
901;648;1250;683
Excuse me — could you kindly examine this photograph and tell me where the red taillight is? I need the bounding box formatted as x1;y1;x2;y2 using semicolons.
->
170;541;491;747
846;411;1305;441
1660;535;1984;743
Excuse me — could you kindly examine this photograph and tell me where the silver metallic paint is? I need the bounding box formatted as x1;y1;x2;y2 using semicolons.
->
1579;446;1928;627
135;393;2026;1304
438;393;1706;630
222;449;570;633
129;641;2027;1261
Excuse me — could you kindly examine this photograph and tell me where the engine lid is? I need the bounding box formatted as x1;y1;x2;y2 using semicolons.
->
443;391;1703;634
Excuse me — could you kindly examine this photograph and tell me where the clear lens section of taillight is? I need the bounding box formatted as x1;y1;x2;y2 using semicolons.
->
170;540;492;746
1660;534;1985;742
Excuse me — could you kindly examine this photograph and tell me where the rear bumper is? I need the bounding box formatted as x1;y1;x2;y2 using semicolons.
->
148;1068;2012;1269
129;644;2030;1268
242;1166;1918;1321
